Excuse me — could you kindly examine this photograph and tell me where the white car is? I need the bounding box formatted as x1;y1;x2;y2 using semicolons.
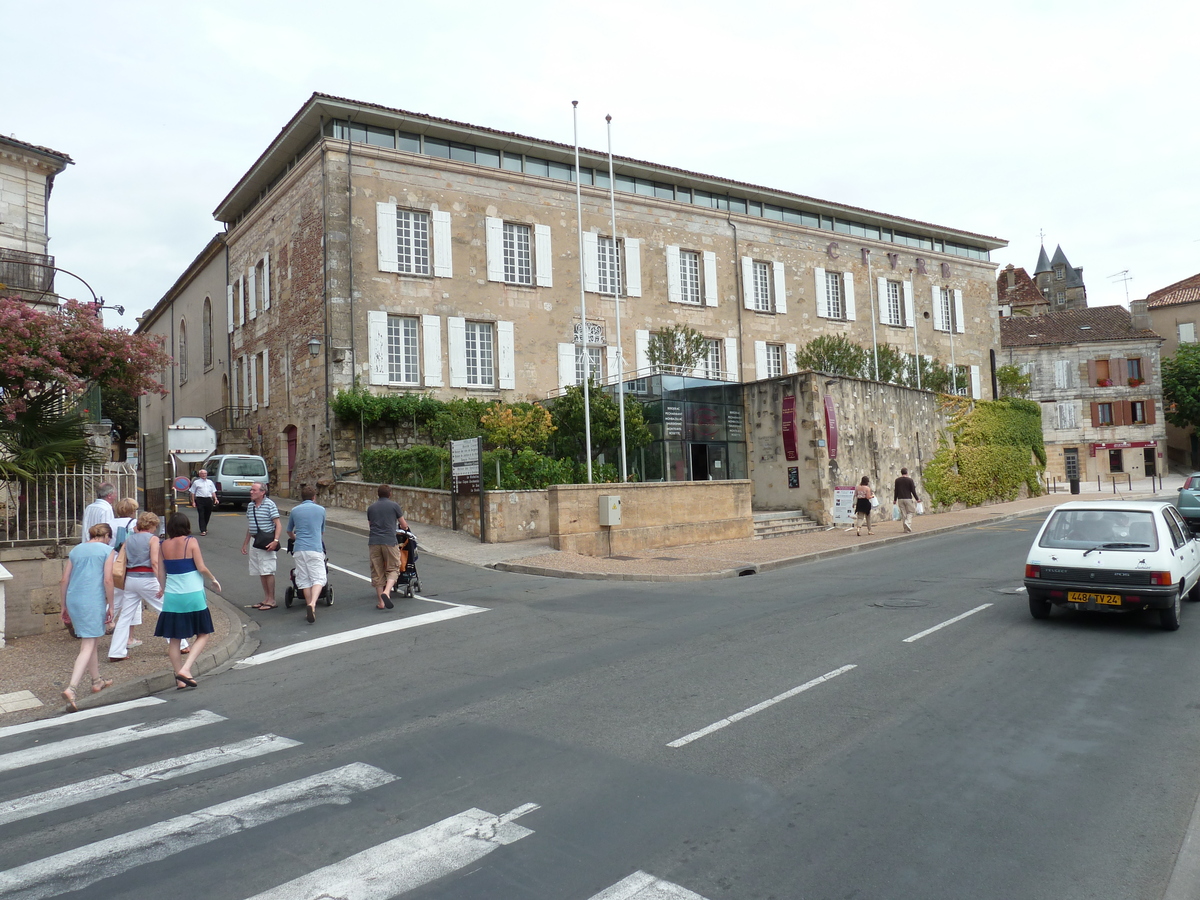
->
1023;500;1200;631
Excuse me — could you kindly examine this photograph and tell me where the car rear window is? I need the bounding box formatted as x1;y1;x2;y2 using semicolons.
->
1039;509;1158;551
221;458;267;477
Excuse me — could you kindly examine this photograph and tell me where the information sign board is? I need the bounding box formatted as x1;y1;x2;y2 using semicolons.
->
451;438;481;495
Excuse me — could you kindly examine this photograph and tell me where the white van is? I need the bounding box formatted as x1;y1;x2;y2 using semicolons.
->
199;454;269;509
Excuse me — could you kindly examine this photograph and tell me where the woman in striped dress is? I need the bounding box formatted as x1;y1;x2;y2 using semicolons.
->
155;512;221;688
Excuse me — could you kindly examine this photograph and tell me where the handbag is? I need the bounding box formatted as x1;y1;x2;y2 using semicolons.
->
112;544;128;589
252;530;277;551
869;495;880;509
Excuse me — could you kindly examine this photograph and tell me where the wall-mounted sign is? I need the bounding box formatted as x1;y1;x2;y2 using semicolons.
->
824;395;838;459
782;395;798;461
788;467;799;489
726;406;744;441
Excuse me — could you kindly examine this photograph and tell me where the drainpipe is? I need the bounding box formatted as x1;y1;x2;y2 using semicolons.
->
322;123;336;485
865;249;878;380
726;203;744;383
911;267;921;390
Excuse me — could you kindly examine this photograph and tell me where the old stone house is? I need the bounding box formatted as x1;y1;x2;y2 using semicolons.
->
0;135;72;310
1145;272;1200;469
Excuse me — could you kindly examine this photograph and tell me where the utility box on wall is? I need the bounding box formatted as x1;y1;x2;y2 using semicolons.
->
598;495;621;526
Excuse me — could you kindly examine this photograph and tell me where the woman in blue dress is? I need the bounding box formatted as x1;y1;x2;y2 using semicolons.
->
156;513;222;688
60;522;116;711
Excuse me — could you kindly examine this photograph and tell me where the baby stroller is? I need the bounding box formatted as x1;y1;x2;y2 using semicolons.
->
396;529;421;598
283;539;335;608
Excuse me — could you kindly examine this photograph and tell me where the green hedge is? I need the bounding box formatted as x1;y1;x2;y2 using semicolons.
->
359;445;625;492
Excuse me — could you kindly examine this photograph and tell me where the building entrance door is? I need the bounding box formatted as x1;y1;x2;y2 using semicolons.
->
689;443;710;481
1064;448;1080;480
1144;446;1157;476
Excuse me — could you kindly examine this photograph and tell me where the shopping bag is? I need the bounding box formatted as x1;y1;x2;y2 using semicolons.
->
892;504;901;520
869;495;880;509
916;502;925;515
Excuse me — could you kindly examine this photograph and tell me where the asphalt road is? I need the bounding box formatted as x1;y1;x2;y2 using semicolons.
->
3;509;1200;899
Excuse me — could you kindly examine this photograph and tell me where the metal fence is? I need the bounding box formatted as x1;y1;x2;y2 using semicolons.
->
0;248;55;293
0;464;138;545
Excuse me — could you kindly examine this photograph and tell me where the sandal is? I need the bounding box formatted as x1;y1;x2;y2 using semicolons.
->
91;676;114;694
251;603;277;610
175;673;197;689
62;684;78;712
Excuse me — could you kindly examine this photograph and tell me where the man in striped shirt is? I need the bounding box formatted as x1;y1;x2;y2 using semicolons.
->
240;482;282;610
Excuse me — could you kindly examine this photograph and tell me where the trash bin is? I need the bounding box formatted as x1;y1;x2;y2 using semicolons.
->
1070;478;1080;495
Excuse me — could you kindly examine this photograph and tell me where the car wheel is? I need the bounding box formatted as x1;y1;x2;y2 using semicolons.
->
1160;589;1182;631
284;586;294;609
1028;592;1052;620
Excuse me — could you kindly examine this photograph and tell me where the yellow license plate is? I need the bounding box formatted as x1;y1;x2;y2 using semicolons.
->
1068;591;1121;605
235;481;252;487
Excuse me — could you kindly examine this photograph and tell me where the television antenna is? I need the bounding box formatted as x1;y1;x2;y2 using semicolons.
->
1108;269;1132;304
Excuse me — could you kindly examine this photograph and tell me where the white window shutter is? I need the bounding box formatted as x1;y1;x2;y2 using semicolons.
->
754;341;768;380
814;267;828;318
422;314;443;387
877;277;888;325
377;202;398;273
932;285;945;331
247;268;257;321
970;364;981;399
447;316;467;387
535;223;553;287
432;210;452;278
624;238;642;298
741;257;755;310
485;217;504;282
226;285;234;334
786;343;797;375
606;345;620;382
261;348;270;406
497;320;515;389
367;310;389;385
249;354;258;412
237;277;244;326
242;355;251;410
666;245;681;304
902;280;915;328
844;272;856;321
954;288;965;334
558;343;576;388
261;253;271;310
703;251;718;306
724;337;738;381
773;261;787;314
635;329;650;373
583;232;600;293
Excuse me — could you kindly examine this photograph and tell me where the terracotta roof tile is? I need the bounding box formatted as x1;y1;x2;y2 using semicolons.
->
1145;272;1200;309
1000;305;1162;348
997;266;1045;307
0;135;72;164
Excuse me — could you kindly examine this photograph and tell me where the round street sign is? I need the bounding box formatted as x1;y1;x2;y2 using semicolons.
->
173;476;192;492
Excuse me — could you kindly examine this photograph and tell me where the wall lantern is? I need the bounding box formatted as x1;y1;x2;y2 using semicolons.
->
307;336;322;357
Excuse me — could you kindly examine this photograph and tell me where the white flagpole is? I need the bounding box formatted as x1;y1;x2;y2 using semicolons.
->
573;101;593;483
606;114;628;483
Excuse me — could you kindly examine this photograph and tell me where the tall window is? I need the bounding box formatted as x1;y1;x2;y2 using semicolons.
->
503;222;532;285
396;209;431;275
202;298;213;369
178;321;188;385
705;339;723;379
679;249;701;305
1127;358;1143;381
885;281;903;326
752;261;772;312
1131;401;1148;424
465;321;495;386
938;288;954;332
387;315;420;384
1098;402;1114;425
573;322;604;384
766;344;784;378
825;272;844;319
598;236;622;295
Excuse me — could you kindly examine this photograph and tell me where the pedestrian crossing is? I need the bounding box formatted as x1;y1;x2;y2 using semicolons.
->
0;704;713;900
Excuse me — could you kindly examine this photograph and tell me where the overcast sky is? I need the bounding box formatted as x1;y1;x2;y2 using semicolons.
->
7;0;1197;332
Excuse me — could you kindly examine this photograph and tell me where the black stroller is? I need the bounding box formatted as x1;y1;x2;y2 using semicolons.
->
396;529;421;598
283;539;335;608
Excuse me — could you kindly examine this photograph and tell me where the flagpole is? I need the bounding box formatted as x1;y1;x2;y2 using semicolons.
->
606;114;628;482
573;101;593;483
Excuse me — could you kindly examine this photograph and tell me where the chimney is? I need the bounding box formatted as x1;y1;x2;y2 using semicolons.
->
1005;264;1016;289
1130;299;1151;331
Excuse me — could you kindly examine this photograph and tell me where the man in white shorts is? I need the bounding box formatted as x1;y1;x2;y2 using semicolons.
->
287;485;327;624
241;482;282;611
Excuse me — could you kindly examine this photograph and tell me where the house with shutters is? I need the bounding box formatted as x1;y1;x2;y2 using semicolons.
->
0;135;73;310
1145;271;1200;469
140;92;1005;494
999;303;1165;485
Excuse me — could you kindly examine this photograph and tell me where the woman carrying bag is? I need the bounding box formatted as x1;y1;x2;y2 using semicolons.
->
853;476;877;537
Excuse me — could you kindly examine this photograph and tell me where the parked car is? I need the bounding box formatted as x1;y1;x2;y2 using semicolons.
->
197;454;269;509
1023;500;1200;631
1174;473;1200;534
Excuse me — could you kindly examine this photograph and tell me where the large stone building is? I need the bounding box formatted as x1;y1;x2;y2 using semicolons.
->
142;93;1006;496
1032;244;1087;312
0;135;72;309
1145;271;1200;468
1000;304;1165;485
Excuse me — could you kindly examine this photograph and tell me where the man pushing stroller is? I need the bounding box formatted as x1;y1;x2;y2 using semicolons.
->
286;485;326;624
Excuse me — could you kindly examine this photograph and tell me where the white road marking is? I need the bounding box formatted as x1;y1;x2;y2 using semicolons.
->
0;710;226;774
234;605;488;667
668;665;857;748
0;734;301;826
590;871;712;900
0;697;166;741
242;802;539;900
325;561;452;605
902;603;993;643
0;762;396;900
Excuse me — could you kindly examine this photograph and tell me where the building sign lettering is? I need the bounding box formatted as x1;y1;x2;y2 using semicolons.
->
782;395;798;461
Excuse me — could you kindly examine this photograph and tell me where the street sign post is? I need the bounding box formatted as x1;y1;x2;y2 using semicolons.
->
450;437;484;542
166;417;217;514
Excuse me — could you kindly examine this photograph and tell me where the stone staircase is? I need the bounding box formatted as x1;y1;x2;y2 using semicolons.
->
753;509;827;539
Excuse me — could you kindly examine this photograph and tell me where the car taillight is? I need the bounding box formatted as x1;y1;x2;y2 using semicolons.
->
1149;572;1173;586
1025;564;1040;578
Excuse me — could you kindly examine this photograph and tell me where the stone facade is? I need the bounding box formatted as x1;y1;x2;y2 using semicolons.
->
0;135;72;310
1146;272;1200;469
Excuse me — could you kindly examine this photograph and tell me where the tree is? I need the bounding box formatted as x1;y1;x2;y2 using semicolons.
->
1162;342;1200;431
102;386;141;462
996;364;1032;399
647;325;708;374
480;402;556;453
549;379;652;467
873;343;909;385
793;334;868;377
896;354;954;393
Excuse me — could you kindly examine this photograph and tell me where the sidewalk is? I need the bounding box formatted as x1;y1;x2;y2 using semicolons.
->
1;473;1184;724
